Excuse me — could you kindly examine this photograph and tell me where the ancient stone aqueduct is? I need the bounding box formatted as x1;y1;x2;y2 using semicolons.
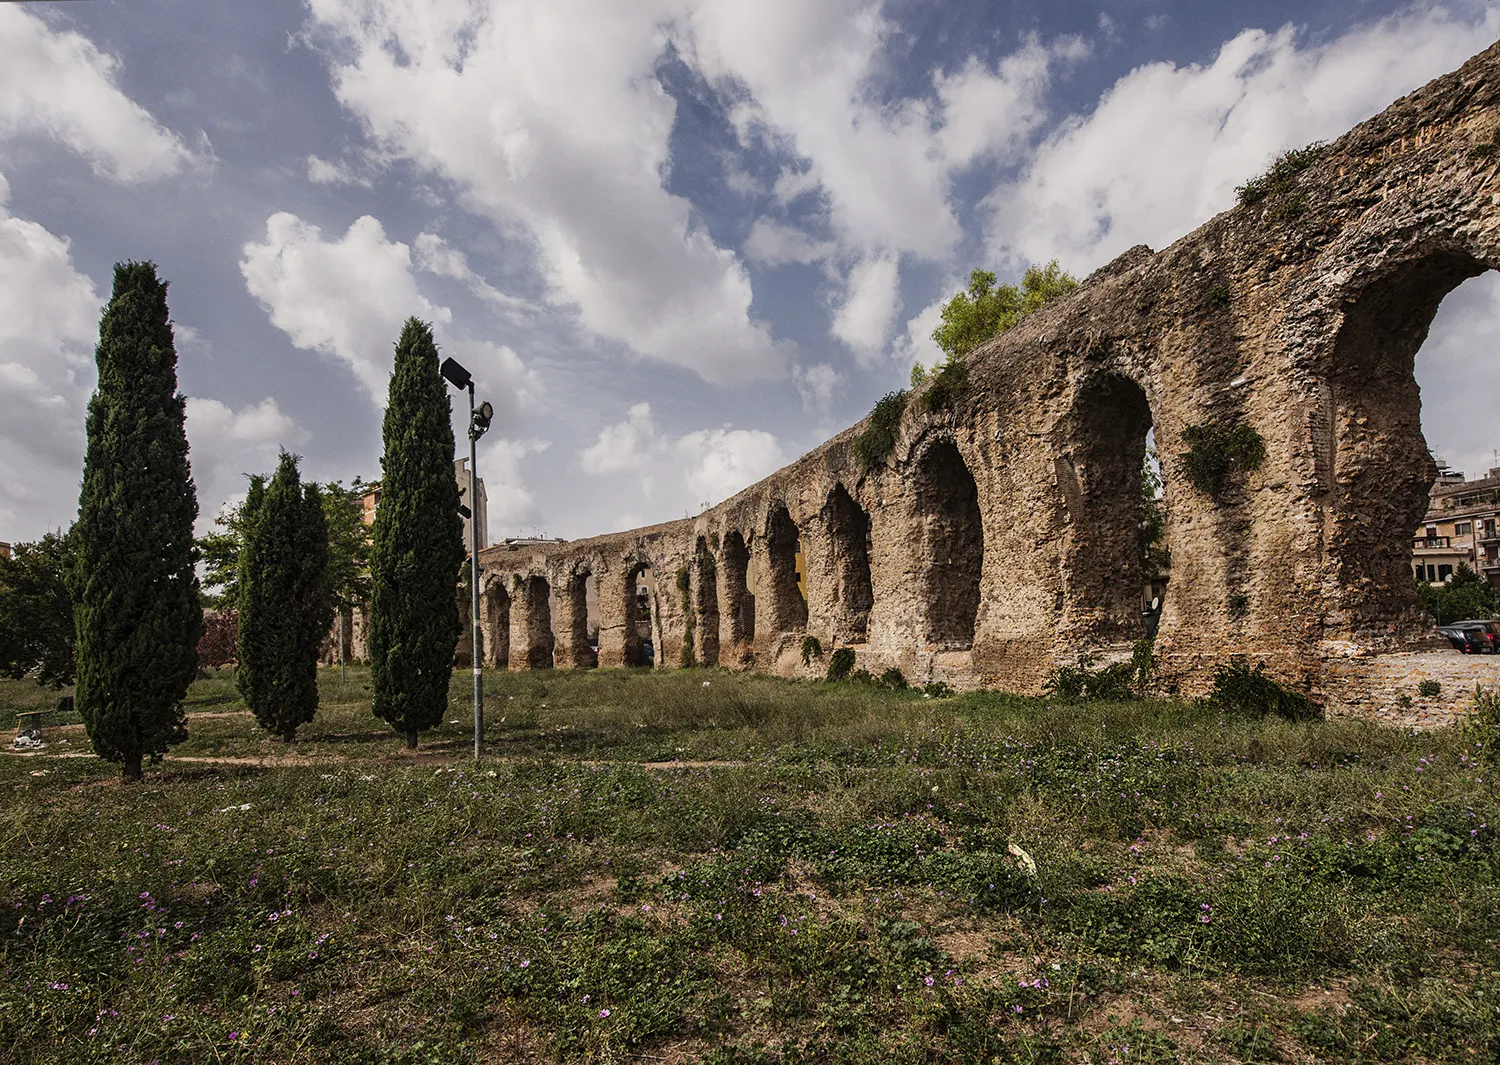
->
472;43;1500;715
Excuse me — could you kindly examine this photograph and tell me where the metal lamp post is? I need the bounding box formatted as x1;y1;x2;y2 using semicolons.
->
440;356;493;760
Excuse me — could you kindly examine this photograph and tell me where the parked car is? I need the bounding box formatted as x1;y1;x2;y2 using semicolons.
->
1436;619;1500;654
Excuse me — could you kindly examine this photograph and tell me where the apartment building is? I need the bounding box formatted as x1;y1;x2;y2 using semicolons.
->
1413;463;1500;586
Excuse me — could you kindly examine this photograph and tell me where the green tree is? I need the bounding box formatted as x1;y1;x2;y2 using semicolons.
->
929;260;1078;363
236;452;332;741
198;474;266;609
0;531;76;688
320;478;373;669
1419;563;1500;625
368;319;465;749
72;262;203;780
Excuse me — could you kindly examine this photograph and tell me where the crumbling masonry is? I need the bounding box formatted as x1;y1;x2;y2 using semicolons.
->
477;43;1500;720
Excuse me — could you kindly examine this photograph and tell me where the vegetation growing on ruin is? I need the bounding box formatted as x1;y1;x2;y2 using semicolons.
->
1180;420;1266;495
825;646;856;681
1235;142;1326;219
3;667;1497;1064
915;262;1079;414
852;390;909;471
800;634;823;666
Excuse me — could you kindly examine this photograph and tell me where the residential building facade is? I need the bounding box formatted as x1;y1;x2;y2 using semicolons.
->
1413;463;1500;587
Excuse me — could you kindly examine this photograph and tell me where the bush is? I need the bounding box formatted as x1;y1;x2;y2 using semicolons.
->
1180;421;1266;495
825;647;856;682
1417;680;1442;699
853;391;909;472
922;681;955;699
1208;657;1320;721
919;356;970;413
1206;281;1231;307
1236;143;1325;206
1045;657;1137;702
197;611;238;669
878;668;907;690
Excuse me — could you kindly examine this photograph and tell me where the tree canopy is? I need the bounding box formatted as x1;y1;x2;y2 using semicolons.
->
72;261;202;780
0;532;76;688
928;261;1078;364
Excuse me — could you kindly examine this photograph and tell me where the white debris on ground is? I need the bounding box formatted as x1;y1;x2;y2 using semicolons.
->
12;732;46;750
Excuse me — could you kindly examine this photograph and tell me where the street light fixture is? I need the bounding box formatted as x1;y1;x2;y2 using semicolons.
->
440;356;490;760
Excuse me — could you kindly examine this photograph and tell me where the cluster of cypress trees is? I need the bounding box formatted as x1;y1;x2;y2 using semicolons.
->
70;264;464;774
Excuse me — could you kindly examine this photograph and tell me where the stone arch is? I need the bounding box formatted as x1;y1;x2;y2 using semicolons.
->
763;502;808;634
624;559;655;667
511;574;555;670
482;577;511;669
912;439;983;649
694;536;720;666
821;483;873;643
1319;247;1497;641
720;529;754;648
1061;372;1157;643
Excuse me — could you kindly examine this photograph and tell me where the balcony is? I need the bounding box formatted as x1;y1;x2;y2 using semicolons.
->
1413;536;1452;550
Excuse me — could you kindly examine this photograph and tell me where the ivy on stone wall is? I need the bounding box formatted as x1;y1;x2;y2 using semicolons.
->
676;568;694;668
1180;421;1266;496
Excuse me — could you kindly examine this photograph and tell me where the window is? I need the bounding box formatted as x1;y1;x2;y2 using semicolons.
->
1427;565;1438;582
1415;565;1425;582
1456;522;1472;536
1438;564;1454;582
1426;526;1439;538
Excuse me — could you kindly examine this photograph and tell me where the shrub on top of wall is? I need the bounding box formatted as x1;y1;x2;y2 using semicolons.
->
853;390;909;471
1180;421;1265;496
1235;143;1325;207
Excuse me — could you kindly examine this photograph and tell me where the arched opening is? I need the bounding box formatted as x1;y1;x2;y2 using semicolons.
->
521;575;555;669
721;531;753;644
483;579;510;670
1064;373;1161;643
1336;256;1500;635
694;536;720;666
624;561;655;667
765;503;808;633
821;483;873;643
913;440;984;649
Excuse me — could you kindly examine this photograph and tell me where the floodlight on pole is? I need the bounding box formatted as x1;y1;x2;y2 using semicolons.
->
440;355;489;760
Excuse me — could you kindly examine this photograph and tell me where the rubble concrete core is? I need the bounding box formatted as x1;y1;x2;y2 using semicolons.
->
477;42;1500;726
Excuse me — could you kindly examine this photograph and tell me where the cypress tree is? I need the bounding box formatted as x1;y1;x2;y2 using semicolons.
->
72;262;202;781
369;318;464;748
237;453;333;740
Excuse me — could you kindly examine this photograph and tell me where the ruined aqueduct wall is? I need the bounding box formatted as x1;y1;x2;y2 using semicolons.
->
476;42;1500;711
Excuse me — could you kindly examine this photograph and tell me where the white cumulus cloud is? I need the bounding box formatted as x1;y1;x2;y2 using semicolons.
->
0;6;202;182
986;5;1500;272
579;402;785;522
303;0;789;384
240;212;452;402
185;397;310;534
831;252;902;359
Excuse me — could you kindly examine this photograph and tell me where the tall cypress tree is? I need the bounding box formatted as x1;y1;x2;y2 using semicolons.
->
369;318;464;748
72;262;202;781
237;453;333;741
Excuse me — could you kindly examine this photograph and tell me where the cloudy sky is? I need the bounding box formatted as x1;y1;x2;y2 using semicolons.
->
3;0;1498;545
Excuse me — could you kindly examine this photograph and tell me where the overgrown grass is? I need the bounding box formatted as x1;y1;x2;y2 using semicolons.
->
3;668;1497;1062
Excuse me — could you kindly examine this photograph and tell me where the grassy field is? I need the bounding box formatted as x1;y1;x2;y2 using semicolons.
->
1;667;1497;1064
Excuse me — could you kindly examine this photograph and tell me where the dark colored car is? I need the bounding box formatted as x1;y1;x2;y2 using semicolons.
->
1436;620;1500;654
